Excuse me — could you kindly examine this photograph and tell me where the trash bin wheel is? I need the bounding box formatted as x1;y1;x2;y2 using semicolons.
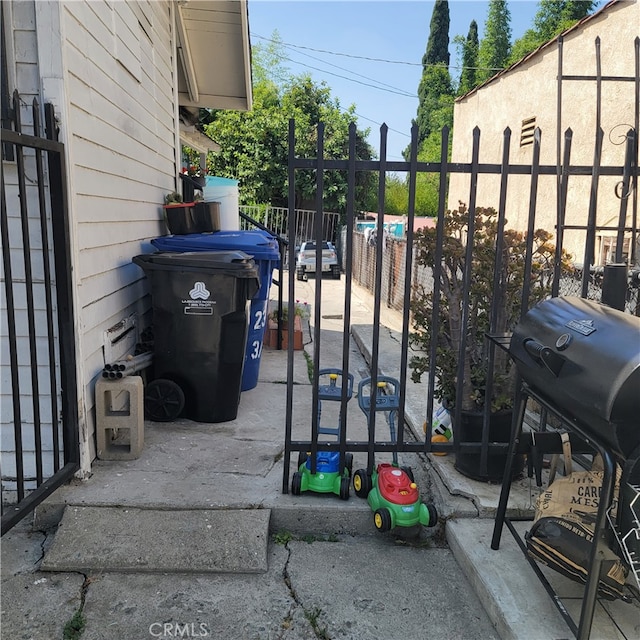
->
145;378;185;422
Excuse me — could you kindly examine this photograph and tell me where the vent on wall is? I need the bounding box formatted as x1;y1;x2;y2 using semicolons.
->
520;117;537;147
103;313;138;365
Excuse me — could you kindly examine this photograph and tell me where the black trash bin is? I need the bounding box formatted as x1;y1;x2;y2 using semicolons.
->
133;251;259;423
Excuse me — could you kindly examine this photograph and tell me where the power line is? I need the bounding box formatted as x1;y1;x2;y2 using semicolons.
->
252;33;422;67
280;41;417;97
252;33;504;72
353;112;411;139
279;54;418;98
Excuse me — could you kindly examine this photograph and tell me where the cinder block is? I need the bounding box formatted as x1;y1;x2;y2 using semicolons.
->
95;376;144;460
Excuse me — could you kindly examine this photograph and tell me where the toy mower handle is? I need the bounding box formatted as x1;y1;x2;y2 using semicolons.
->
357;376;401;413
317;368;354;400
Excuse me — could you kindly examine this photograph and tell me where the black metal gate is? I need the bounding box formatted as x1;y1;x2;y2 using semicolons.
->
281;36;639;492
1;91;79;534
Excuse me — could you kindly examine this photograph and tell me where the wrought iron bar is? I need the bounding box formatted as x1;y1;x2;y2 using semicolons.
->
14;90;44;487
366;124;388;473
581;127;604;297
33;99;61;474
282;119;296;493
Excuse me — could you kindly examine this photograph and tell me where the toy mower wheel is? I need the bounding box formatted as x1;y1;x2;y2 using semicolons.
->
291;471;303;495
374;508;392;532
339;476;350;500
427;503;438;527
353;469;372;498
144;378;185;422
345;453;353;476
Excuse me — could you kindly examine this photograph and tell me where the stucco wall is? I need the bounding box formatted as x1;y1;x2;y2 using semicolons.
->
449;0;638;265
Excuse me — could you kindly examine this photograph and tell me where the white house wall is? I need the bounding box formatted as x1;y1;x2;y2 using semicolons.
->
56;0;179;469
449;0;638;264
0;0;182;477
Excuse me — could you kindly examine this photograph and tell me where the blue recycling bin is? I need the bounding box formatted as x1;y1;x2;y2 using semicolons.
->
151;230;281;391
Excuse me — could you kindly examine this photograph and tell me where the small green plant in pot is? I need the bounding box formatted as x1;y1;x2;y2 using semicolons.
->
410;202;573;482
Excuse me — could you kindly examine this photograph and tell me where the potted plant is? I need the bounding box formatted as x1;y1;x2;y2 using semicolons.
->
410;203;573;481
162;191;219;235
264;300;310;350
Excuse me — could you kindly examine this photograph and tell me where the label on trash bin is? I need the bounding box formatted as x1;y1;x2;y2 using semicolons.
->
182;281;216;315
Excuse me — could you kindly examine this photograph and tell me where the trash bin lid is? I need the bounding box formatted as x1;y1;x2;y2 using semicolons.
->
133;250;259;279
151;230;281;262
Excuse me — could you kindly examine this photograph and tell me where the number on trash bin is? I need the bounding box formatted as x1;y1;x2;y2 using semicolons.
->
251;340;263;360
254;310;266;331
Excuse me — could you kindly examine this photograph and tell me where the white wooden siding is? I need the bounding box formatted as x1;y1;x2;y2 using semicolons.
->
57;0;178;467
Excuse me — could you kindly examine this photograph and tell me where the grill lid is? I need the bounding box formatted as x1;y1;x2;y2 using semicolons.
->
510;296;640;460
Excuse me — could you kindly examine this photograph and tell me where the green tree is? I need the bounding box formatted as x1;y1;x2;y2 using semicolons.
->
457;20;479;96
509;0;597;64
415;65;454;145
477;0;512;83
204;42;375;215
409;0;453;154
425;0;450;66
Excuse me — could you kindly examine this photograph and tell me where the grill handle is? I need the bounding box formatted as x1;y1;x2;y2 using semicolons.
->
523;339;566;378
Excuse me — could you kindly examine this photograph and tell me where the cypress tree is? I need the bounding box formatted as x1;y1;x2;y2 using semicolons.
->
458;20;479;95
477;0;512;83
410;0;453;150
425;0;451;66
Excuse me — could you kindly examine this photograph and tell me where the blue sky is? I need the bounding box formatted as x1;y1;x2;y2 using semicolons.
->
247;0;603;161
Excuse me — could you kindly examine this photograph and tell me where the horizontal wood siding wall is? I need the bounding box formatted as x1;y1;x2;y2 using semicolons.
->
60;0;177;458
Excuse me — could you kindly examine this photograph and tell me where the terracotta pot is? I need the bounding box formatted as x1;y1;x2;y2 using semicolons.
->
452;409;525;483
264;316;303;350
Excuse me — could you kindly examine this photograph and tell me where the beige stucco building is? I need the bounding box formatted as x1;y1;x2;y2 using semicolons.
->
449;0;639;266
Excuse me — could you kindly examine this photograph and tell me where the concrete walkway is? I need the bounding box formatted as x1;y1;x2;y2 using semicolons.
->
2;277;638;640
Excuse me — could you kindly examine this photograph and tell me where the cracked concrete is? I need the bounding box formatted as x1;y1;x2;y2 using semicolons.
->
2;518;498;640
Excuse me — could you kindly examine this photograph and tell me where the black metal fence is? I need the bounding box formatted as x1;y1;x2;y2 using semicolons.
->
281;109;638;489
1;92;79;534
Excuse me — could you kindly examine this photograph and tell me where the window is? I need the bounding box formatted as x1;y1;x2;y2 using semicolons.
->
520;116;536;147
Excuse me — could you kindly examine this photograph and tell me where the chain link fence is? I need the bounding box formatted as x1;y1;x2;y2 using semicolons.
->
349;230;640;318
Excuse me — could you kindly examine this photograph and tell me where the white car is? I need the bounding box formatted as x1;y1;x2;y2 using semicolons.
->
296;241;340;280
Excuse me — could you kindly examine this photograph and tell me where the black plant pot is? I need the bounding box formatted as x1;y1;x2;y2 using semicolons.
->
193;201;220;233
453;409;524;483
164;204;197;235
164;202;220;235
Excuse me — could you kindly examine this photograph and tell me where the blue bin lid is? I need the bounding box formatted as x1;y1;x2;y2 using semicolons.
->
151;230;281;262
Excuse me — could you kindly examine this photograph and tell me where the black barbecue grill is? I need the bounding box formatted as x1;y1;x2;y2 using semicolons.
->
491;296;640;640
510;296;640;462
